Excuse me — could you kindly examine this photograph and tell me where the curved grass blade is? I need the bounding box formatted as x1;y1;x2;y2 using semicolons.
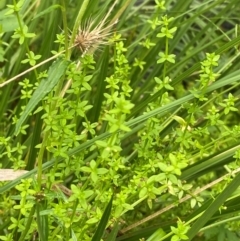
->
89;47;109;124
181;144;240;180
36;202;48;241
106;222;119;241
18;205;35;241
146;228;166;241
32;5;62;20
14;58;69;135
91;195;113;241
187;173;240;240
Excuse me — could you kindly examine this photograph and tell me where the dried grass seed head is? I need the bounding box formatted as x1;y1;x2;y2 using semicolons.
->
74;18;117;54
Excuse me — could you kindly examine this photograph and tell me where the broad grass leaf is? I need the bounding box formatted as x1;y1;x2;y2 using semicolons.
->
14;58;69;135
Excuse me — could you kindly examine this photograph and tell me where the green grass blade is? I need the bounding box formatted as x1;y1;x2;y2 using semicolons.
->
187;173;240;240
18;205;35;241
106;221;120;241
89;47;109;123
26;112;43;170
32;5;62;20
146;228;166;241
182;144;240;180
36;203;48;241
91;195;113;241
14;58;69;135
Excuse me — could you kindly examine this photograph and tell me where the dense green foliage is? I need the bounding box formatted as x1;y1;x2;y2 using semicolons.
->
1;0;240;240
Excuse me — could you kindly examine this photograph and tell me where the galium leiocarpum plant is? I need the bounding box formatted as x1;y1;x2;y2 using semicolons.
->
1;0;240;241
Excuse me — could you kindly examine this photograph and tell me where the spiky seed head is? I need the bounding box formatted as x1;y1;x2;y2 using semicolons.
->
74;18;117;54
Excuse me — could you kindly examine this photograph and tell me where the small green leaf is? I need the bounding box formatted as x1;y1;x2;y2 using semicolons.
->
139;187;147;198
97;168;108;175
80;166;91;172
87;218;99;224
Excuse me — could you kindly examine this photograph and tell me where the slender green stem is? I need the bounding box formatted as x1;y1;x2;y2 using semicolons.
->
18;205;35;241
70;199;79;223
200;215;240;232
13;0;38;78
60;0;69;59
163;37;168;80
37;134;48;190
69;0;90;50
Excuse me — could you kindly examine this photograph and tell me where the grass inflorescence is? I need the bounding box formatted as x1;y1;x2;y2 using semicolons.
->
74;18;117;54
